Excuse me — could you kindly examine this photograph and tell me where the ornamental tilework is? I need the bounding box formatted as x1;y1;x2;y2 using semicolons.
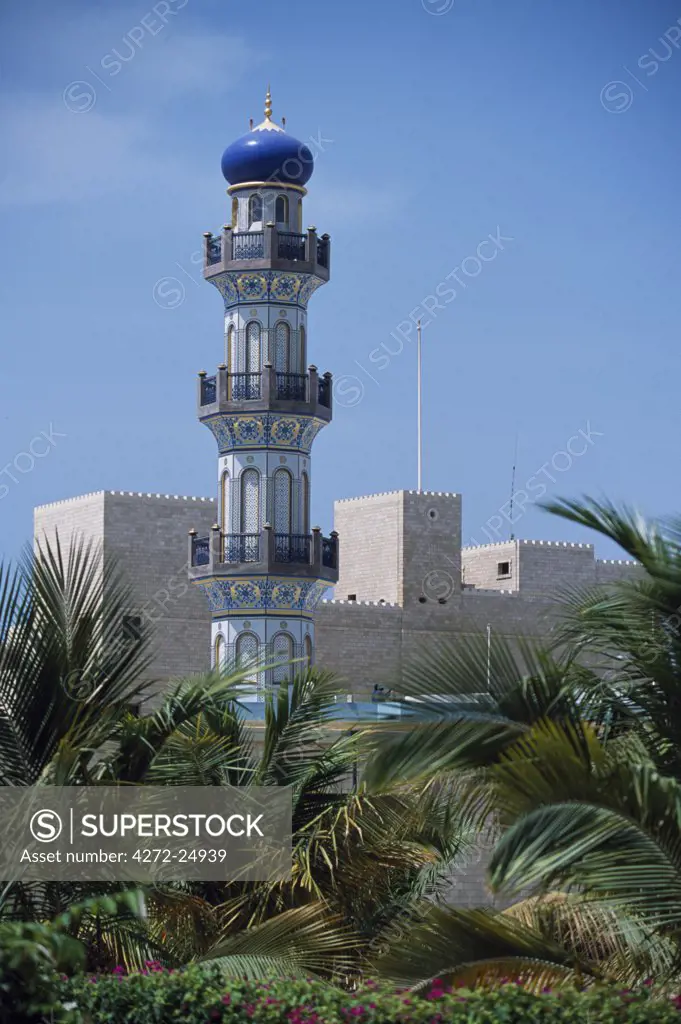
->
204;414;325;454
197;576;328;613
298;276;324;306
210;271;320;309
211;276;238;304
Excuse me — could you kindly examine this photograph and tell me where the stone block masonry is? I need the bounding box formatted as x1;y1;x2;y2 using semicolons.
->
34;489;643;703
35;492;217;694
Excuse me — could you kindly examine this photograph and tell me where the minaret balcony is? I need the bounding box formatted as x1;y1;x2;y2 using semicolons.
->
203;225;330;280
197;365;332;421
188;526;339;585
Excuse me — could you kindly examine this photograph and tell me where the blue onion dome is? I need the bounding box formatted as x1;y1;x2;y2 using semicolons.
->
221;88;314;187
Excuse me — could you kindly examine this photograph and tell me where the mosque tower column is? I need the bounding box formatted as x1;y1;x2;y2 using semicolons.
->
188;89;338;696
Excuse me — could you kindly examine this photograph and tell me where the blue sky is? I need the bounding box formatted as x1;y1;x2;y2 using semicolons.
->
1;0;680;561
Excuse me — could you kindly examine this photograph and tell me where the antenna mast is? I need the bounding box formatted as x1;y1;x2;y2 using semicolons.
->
417;320;423;492
508;432;519;540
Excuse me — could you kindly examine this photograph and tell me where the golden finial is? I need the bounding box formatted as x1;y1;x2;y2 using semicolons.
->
264;85;272;121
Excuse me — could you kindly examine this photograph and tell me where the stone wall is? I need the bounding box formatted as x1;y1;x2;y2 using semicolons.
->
35;491;216;690
33;489;643;700
334;492;405;604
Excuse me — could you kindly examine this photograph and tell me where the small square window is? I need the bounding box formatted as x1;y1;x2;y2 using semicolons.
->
348;594;357;602
497;561;511;578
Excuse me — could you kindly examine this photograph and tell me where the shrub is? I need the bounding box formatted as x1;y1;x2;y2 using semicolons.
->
63;966;681;1024
0;921;82;1024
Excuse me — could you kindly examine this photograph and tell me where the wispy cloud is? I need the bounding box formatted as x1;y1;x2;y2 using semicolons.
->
0;25;257;207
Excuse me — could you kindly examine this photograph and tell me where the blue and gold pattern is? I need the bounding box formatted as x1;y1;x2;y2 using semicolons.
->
197;576;328;613
210;271;322;309
203;413;325;454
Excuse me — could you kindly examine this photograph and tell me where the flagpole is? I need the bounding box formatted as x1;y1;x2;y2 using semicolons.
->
417;319;422;492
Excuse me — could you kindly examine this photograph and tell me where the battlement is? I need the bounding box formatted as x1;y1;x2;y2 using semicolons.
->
463;588;518;596
336;489;458;504
35;491;105;511
462;539;593;551
106;491;216;502
36;491;216;511
597;557;640;566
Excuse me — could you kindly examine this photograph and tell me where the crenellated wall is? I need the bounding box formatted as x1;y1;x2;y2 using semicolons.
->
34;489;643;703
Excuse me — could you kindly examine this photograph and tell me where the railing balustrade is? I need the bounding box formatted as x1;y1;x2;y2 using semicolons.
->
191;536;210;567
205;229;330;270
222;533;261;563
232;231;265;260
318;376;331;407
322;534;338;569
228;372;262;401
316;236;329;268
274;533;312;564
277;232;307;261
207;236;222;265
200;375;217;405
275;372;307;402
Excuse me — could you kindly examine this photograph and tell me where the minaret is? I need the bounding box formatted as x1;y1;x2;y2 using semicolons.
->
188;89;338;696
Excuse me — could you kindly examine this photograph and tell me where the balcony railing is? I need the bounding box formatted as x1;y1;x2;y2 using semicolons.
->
229;372;262;401
190;529;337;575
207;236;222;265
316;236;330;268
200;375;217;405
191;535;210;567
318;376;331;407
200;368;333;408
277;232;306;261
322;534;338;570
222;533;260;563
205;228;330;270
232;231;265;260
274;533;312;564
276;372;307;402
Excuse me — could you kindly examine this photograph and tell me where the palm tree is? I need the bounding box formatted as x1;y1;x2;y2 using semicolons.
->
0;534;476;981
363;498;681;989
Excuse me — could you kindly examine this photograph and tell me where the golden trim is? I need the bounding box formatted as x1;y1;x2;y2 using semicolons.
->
226;182;307;196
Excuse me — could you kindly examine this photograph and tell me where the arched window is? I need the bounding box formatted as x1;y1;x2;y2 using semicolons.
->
231;197;238;229
248;193;263;227
300;324;306;371
226;323;235;373
221;470;229;531
240;469;260;533
275;194;289;226
297;198;303;233
274;321;291;372
272;632;294;685
301;472;310;534
245;321;261;373
214;633;225;672
304;633;312;669
236;631;259;684
273;468;292;534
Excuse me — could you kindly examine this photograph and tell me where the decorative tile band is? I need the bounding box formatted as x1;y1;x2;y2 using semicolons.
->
210;271;324;309
193;575;330;613
203;413;326;454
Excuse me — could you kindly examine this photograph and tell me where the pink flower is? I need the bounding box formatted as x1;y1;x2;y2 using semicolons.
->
222;994;231;1005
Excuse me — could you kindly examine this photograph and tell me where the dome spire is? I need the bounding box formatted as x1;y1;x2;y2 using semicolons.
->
264;84;273;121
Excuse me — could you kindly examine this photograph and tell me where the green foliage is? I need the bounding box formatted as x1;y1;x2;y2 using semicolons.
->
63;968;681;1024
0;920;81;1023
